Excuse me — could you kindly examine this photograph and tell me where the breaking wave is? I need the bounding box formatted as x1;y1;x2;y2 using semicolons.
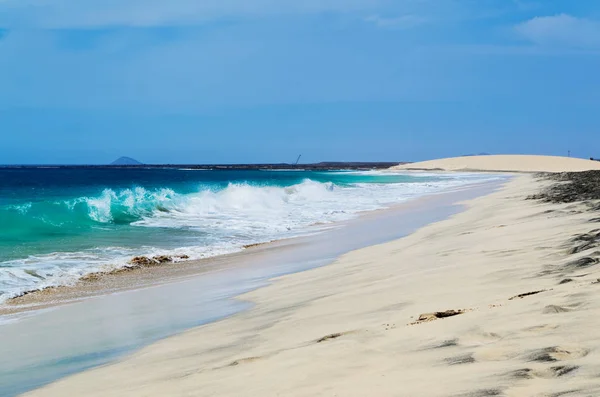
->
0;173;504;301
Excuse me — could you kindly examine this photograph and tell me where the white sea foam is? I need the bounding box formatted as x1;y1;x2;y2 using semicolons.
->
0;173;506;302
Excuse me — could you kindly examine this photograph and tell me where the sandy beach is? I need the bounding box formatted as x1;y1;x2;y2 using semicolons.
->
394;155;600;173
19;156;600;397
4;0;599;391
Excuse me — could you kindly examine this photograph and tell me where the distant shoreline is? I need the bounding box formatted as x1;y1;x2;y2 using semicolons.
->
0;162;403;170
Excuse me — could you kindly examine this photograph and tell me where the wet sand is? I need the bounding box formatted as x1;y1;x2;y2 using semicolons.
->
0;180;503;397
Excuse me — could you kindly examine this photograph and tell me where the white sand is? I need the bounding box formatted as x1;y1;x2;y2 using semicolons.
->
394;154;600;173
24;175;600;397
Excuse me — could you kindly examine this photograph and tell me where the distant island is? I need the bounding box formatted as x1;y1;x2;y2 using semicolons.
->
111;157;143;166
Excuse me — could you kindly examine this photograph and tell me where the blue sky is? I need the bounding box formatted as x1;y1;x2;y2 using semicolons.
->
0;0;599;164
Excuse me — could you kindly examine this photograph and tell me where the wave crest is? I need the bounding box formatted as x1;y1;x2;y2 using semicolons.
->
134;179;340;231
0;173;506;301
1;180;342;231
69;187;178;224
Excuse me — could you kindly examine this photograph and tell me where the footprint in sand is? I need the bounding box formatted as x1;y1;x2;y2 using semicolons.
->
228;356;263;366
445;353;476;365
509;365;579;379
422;339;459;350
527;345;589;362
454;388;503;397
521;323;560;334
473;345;521;362
542;304;571;314
449;328;522;362
459;328;502;347
442;331;518;365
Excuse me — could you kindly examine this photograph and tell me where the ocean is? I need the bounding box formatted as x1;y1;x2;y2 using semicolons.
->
0;168;499;301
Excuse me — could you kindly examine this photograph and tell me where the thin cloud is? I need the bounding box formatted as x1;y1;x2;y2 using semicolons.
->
365;14;427;29
515;14;600;49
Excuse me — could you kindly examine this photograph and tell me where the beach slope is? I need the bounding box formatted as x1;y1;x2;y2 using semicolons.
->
23;172;600;396
393;154;600;173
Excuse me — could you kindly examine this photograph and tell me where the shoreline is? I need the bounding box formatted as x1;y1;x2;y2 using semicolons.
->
3;167;442;307
21;172;600;397
1;179;504;397
1;178;503;317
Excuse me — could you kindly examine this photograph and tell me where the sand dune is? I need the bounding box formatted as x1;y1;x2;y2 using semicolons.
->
393;154;600;173
24;175;600;396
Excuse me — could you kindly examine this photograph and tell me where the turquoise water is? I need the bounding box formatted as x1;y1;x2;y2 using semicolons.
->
0;168;498;300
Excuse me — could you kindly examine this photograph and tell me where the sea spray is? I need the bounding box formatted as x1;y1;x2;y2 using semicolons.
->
0;168;504;301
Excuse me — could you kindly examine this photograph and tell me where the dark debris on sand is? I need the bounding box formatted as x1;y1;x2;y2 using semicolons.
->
80;254;191;282
509;290;547;300
410;309;466;325
528;171;600;204
316;333;344;343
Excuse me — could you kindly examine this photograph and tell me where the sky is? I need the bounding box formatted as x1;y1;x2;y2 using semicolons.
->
0;0;599;164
